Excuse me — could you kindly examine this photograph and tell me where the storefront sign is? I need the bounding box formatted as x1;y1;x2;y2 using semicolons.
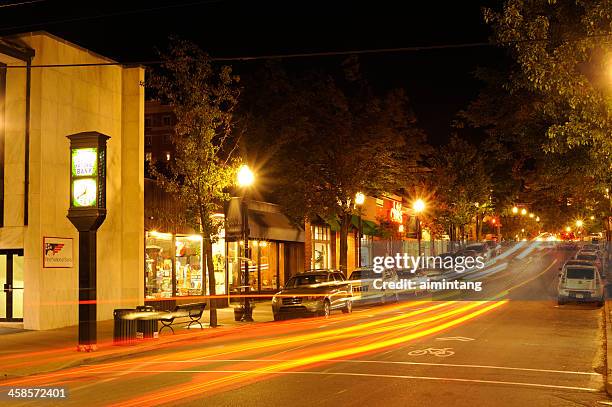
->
43;237;74;268
389;201;403;223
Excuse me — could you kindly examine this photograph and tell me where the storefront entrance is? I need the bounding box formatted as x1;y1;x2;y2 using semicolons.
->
0;249;24;322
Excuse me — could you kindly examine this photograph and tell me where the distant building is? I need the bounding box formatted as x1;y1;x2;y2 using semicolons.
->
0;32;144;329
144;100;174;166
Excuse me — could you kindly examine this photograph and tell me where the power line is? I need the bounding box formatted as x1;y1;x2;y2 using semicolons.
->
2;32;611;68
0;0;46;8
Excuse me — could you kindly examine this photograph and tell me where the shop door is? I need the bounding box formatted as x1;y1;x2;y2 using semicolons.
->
0;249;24;322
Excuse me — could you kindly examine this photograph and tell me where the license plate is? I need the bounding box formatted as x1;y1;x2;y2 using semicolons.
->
575;294;584;299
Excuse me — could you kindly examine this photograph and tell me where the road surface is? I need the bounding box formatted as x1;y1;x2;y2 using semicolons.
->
3;244;608;406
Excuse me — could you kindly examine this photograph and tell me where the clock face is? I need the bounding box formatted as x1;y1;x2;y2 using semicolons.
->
72;178;97;207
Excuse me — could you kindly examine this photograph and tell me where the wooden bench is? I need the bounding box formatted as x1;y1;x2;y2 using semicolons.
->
159;302;207;334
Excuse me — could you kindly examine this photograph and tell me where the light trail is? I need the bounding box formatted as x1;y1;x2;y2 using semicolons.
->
111;300;507;407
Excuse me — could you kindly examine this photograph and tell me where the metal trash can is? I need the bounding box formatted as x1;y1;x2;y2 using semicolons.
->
113;309;137;345
136;305;159;339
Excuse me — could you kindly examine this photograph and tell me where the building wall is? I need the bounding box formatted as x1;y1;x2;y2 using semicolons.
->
0;32;144;330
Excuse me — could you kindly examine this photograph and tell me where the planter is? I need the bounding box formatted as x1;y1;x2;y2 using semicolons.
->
233;304;256;321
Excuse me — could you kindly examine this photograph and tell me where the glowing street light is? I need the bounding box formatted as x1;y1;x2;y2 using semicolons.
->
536;216;540;222
565;226;571;232
512;206;519;214
355;192;365;267
355;192;365;206
413;199;425;213
575;219;583;228
521;208;527;216
529;213;534;218
413;199;425;256
237;164;254;187
590;215;595;220
236;164;255;322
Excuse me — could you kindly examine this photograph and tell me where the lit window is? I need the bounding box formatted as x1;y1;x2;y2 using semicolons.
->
145;152;152;162
165;152;171;161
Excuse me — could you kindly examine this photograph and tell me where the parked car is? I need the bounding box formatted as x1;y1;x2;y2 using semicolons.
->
465;244;491;260
575;251;605;277
271;270;352;320
558;265;604;306
349;267;399;305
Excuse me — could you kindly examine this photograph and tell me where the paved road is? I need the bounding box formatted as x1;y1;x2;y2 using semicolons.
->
3;245;609;406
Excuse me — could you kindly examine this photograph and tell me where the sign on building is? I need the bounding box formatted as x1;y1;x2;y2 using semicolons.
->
43;237;74;268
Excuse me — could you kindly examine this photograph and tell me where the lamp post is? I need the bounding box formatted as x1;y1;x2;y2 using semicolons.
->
66;132;109;352
237;165;254;322
413;199;425;256
355;192;365;267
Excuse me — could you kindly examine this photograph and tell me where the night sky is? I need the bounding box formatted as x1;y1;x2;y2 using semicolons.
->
1;0;505;144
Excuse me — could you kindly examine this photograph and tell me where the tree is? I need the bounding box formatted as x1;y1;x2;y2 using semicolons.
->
429;136;493;245
482;0;612;237
145;39;241;327
240;61;428;273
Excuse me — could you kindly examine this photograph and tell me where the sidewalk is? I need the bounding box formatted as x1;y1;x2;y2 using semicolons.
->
0;302;273;380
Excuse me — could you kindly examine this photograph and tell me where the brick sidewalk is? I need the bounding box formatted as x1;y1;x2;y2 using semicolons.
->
0;303;273;380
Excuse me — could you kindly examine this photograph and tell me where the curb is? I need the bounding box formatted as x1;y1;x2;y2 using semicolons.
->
605;295;612;396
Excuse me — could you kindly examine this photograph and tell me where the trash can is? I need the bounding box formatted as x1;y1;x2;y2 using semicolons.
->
113;309;137;345
233;306;245;321
136;305;159;339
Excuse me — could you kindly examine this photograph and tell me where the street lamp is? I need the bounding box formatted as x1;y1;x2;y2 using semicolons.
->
66;131;109;352
565;226;572;233
355;192;365;267
413;199;425;256
521;208;527;216
512;206;519;214
536;216;540;222
529;213;534;219
576;219;583;228
237;164;255;322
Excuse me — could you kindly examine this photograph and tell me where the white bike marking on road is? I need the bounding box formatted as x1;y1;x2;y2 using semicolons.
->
91;369;600;392
407;347;455;357
435;336;475;342
84;359;601;376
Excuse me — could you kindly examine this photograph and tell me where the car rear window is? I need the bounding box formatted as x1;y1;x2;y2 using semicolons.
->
286;274;329;287
566;268;595;280
349;270;375;280
577;254;597;261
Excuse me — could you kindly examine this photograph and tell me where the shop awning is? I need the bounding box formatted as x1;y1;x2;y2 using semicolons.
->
323;215;380;236
248;210;305;242
351;215;381;236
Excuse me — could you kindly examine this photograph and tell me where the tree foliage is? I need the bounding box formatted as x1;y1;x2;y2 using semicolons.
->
240;61;428;272
460;0;612;235
144;39;241;326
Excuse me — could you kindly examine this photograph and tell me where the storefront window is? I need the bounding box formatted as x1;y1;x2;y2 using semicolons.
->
226;240;282;293
312;225;331;269
259;241;278;290
227;241;241;293
145;232;173;298
175;235;203;296
360;234;373;267
212;232;226;295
